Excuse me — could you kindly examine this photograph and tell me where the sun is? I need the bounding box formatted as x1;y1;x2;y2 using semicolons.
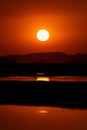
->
37;29;49;41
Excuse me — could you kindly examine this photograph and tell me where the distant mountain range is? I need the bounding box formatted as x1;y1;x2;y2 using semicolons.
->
0;52;87;64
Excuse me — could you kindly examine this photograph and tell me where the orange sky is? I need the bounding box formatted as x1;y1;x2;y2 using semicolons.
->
0;0;87;55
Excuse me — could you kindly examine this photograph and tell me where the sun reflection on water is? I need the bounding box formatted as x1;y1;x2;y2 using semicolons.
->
36;77;50;81
38;110;48;114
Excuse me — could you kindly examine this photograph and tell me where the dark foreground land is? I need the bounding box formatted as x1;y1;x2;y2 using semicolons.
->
0;64;87;76
0;81;87;109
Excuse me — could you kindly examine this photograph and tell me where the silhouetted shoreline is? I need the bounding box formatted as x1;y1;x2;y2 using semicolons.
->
0;63;87;76
0;81;87;109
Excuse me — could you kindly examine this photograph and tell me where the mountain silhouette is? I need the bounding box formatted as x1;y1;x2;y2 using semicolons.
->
0;52;87;64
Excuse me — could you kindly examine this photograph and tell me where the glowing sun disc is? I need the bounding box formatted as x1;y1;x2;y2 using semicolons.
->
37;29;49;41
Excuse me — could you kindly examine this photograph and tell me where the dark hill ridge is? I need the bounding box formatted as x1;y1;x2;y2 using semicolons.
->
0;52;87;64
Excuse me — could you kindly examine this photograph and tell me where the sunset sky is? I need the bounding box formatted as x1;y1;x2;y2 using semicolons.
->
0;0;87;55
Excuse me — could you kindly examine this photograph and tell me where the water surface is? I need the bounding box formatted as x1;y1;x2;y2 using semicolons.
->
0;105;87;130
0;76;87;82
